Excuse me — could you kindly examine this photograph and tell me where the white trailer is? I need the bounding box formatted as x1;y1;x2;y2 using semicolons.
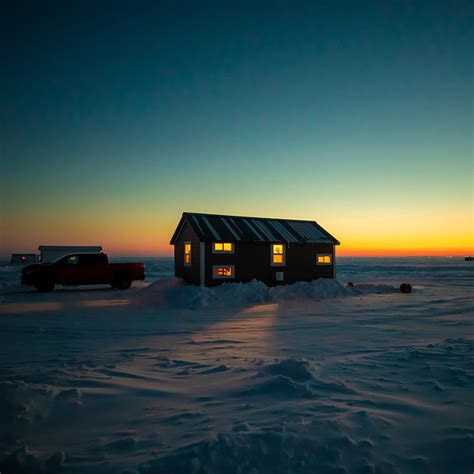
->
38;246;102;263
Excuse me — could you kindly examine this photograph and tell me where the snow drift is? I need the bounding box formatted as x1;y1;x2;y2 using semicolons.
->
136;277;359;309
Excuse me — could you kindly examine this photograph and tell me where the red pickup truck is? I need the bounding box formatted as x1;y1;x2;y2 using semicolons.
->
21;253;145;292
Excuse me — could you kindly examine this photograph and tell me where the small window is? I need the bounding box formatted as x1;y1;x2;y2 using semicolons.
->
275;271;284;281
184;242;192;266
212;265;235;279
271;244;285;266
213;242;234;253
66;255;79;265
317;254;331;265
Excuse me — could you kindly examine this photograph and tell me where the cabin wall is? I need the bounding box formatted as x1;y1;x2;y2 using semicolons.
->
174;221;201;285
286;243;334;281
204;242;335;287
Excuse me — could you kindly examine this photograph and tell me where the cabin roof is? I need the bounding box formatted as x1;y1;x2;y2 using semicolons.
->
170;212;340;245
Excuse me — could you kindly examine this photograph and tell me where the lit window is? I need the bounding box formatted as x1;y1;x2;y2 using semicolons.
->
213;265;235;279
271;244;285;266
184;242;191;266
213;242;234;253
66;255;78;265
317;255;331;265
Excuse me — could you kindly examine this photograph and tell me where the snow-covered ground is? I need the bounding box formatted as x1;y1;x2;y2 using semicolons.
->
0;257;473;473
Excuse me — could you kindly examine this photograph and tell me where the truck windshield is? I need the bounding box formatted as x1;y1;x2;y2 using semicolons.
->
51;254;105;264
51;255;75;264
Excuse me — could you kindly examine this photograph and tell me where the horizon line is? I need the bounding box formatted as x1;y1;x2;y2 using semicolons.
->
1;254;472;260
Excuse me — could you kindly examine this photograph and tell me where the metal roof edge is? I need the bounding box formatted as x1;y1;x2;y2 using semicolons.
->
312;221;340;245
181;211;319;225
174;212;340;245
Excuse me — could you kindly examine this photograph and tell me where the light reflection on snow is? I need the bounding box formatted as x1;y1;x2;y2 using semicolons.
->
81;299;132;308
0;302;64;314
242;303;279;314
0;299;131;314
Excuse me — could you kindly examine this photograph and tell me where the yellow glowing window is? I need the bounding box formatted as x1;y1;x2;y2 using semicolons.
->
213;242;234;253
271;244;285;265
184;242;191;266
317;255;331;264
213;265;234;278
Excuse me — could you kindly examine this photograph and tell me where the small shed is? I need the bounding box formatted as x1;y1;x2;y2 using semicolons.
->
11;254;38;265
170;212;340;287
38;245;103;263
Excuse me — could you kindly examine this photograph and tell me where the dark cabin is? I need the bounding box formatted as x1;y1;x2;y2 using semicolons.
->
11;253;38;265
170;212;340;287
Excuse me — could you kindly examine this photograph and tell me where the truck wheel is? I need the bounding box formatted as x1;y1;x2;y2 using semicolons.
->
114;275;132;290
35;280;55;293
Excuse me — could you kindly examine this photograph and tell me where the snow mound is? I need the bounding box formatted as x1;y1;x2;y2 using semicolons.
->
137;278;356;309
139;428;394;474
139;431;340;474
240;374;314;398
262;358;314;382
248;358;356;398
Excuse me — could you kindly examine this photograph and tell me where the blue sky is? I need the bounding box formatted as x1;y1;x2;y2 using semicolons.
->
1;0;472;255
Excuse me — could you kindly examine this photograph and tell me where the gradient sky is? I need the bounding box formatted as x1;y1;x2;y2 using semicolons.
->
1;0;472;257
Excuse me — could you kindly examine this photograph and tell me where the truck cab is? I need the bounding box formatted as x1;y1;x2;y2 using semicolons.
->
21;253;145;292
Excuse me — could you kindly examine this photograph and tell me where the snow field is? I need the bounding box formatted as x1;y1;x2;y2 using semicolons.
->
0;257;473;473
